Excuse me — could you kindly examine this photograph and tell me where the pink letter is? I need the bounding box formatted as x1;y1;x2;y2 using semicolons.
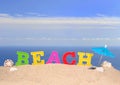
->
46;51;60;64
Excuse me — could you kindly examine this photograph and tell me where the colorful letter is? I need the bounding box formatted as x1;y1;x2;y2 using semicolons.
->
31;51;45;65
62;52;76;65
46;51;60;64
16;51;29;66
77;52;93;66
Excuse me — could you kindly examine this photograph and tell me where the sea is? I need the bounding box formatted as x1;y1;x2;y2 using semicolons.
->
0;46;120;70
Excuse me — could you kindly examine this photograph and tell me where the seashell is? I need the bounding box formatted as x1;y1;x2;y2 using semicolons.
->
101;61;112;68
10;67;18;72
96;67;104;72
4;59;14;67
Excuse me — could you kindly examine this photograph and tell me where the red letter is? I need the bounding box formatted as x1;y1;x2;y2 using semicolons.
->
62;52;76;65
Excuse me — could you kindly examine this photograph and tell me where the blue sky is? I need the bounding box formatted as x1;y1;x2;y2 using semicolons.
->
0;0;120;17
0;0;120;46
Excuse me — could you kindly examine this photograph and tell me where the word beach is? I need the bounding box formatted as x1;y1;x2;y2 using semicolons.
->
15;51;94;66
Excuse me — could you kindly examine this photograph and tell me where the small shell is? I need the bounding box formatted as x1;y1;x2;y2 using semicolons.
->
101;61;112;68
10;67;18;72
4;59;14;67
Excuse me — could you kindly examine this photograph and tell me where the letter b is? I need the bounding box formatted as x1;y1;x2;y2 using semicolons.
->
16;51;29;66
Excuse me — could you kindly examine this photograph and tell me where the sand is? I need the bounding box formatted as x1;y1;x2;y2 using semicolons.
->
0;64;120;85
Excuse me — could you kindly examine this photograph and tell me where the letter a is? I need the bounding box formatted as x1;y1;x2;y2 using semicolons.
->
46;51;60;64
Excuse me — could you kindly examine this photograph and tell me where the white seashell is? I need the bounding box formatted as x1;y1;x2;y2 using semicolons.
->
10;67;18;72
4;59;14;67
101;61;112;68
96;67;104;72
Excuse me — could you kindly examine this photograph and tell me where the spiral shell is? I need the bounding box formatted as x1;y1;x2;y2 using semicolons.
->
4;59;14;67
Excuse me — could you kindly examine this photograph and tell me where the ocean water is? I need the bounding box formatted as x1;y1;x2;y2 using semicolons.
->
0;46;120;70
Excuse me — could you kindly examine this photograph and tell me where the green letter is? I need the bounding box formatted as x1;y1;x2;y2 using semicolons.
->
16;51;29;66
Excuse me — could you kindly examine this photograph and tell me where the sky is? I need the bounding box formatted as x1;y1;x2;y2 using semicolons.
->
0;0;120;46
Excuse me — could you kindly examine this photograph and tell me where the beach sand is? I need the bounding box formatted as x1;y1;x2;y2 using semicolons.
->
0;64;120;85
